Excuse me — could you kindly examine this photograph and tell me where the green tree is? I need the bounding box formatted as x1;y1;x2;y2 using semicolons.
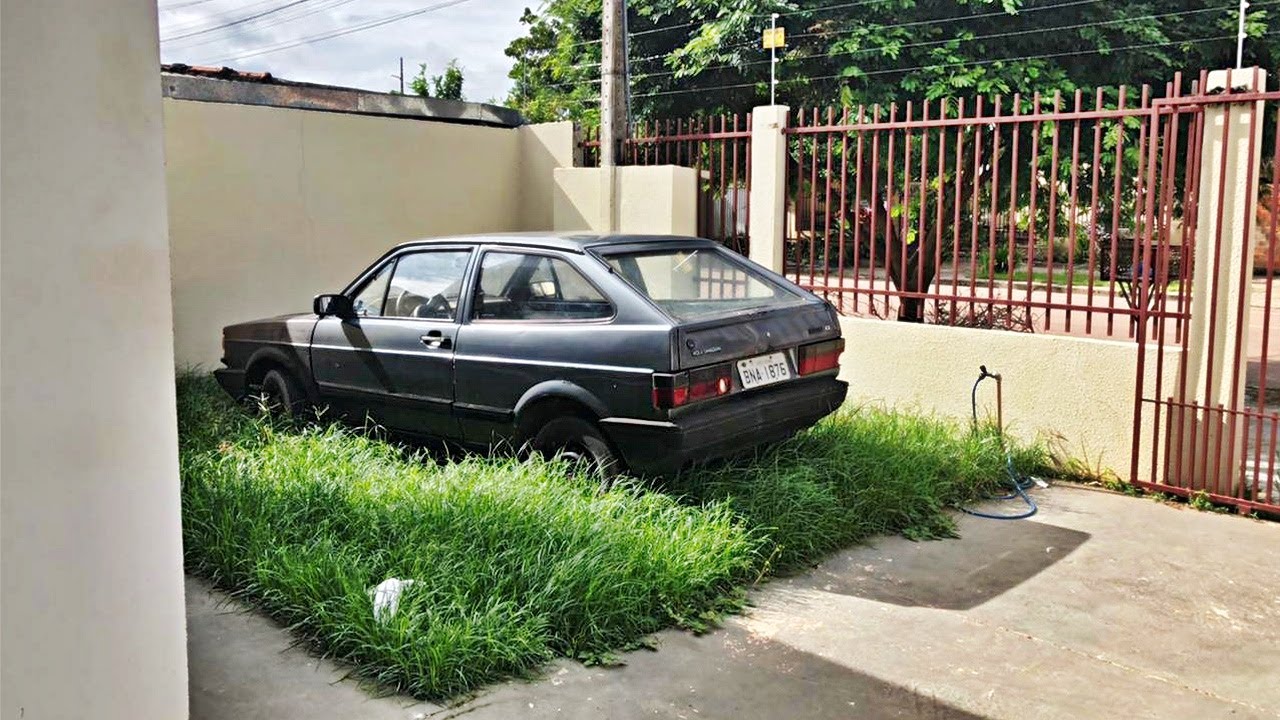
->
504;0;1277;120
411;59;465;101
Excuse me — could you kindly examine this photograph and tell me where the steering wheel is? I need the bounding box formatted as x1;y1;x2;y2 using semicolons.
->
419;293;452;318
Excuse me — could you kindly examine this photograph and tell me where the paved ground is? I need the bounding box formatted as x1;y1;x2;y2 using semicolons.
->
187;486;1280;720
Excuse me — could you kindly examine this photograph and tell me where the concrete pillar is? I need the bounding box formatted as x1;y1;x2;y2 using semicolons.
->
1171;67;1267;490
1;1;189;718
748;106;790;272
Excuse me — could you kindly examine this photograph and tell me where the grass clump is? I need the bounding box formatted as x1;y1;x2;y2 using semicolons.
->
673;407;1047;572
177;375;759;700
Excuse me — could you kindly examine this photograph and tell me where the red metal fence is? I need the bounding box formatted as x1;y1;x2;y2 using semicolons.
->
1129;74;1280;515
783;83;1203;341
581;116;752;255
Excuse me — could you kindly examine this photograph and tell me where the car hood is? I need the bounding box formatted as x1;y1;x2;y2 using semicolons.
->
223;313;317;345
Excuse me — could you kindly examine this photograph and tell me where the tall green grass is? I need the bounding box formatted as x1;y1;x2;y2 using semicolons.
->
177;374;1044;699
179;375;758;698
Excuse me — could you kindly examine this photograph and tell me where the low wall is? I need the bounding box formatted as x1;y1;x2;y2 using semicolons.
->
165;100;573;367
553;166;698;235
838;317;1179;476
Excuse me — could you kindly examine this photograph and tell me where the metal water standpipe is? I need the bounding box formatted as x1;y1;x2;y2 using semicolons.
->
972;365;1004;435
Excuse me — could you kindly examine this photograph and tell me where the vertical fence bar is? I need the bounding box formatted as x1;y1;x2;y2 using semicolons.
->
853;106;867;314
837;107;851;311
1065;90;1083;332
987;96;1003;310
823;107;836;298
869;105;882;315
1045;92;1062;331
934;99;948;318
969;97;984;317
884;103;898;316
952;98;967;307
1085;88;1105;335
1106;86;1129;338
1025;92;1041;316
1006;94;1022;310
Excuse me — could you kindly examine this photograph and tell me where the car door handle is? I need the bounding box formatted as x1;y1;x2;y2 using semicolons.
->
420;331;452;350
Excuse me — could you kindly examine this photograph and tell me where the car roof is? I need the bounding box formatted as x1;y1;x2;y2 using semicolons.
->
388;232;718;254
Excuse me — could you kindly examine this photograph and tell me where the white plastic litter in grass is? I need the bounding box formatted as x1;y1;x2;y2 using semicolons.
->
371;578;415;622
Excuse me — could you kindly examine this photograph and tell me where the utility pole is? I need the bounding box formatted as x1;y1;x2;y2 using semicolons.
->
770;13;779;105
1236;0;1250;68
392;56;405;94
599;0;627;167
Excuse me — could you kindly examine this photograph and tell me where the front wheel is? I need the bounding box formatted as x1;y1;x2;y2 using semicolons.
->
256;368;307;418
530;416;621;489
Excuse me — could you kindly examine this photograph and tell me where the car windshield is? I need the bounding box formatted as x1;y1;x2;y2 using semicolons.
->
603;247;804;321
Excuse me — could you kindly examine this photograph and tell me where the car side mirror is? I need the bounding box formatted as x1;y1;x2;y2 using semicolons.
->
314;293;354;319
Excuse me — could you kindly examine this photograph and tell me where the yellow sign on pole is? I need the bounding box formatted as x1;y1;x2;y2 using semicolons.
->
762;27;785;49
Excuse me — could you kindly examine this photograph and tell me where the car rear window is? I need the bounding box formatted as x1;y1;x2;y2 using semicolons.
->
602;247;804;321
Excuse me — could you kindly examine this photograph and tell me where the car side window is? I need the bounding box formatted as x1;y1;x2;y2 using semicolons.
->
472;252;612;321
382;250;473;320
350;262;393;317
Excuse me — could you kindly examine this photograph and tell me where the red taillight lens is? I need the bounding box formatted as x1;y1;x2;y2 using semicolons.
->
797;338;844;375
652;365;733;408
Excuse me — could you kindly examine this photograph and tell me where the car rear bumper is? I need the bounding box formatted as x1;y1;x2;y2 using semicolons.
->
214;367;247;399
600;374;847;475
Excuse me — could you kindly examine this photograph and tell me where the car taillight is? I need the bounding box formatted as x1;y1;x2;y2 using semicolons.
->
652;364;733;409
797;338;844;376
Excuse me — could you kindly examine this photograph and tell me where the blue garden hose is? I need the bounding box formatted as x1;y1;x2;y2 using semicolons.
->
962;367;1038;520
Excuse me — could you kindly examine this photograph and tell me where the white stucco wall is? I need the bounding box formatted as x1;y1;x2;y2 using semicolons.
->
1;1;190;718
552;165;698;235
164;99;534;367
519;121;577;231
838;317;1179;476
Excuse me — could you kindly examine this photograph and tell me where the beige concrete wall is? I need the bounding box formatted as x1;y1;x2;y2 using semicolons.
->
838;317;1179;476
552;166;698;235
518;121;576;230
1;1;190;718
165;99;529;366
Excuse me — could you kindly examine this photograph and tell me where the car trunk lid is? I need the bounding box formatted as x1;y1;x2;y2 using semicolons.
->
674;302;838;371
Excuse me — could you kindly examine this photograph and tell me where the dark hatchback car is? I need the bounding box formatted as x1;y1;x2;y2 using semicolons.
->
215;234;847;475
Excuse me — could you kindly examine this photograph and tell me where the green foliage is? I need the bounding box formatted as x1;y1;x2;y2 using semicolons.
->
178;374;1046;698
410;59;465;100
504;0;1279;121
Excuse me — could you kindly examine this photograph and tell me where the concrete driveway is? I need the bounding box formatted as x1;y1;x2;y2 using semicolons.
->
187;486;1280;719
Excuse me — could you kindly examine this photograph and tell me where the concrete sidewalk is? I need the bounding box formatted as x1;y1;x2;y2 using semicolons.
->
187;486;1280;719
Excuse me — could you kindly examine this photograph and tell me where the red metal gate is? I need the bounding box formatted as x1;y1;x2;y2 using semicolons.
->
581;116;752;255
1130;72;1280;514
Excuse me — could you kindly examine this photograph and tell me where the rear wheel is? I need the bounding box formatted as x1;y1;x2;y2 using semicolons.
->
530;416;621;489
257;368;306;418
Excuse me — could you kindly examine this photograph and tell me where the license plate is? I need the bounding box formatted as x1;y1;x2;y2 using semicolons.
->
737;352;791;390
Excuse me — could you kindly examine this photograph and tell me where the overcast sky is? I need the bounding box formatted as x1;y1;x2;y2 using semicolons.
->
158;0;534;105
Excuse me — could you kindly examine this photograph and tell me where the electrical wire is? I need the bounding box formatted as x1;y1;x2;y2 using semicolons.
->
623;3;1257;81
165;0;360;51
162;0;317;42
621;30;1248;100
209;0;477;64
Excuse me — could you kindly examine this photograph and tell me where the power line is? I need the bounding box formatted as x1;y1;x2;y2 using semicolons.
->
587;30;1250;102
209;0;477;64
162;0;317;42
568;0;1110;72
165;0;360;51
627;3;1257;82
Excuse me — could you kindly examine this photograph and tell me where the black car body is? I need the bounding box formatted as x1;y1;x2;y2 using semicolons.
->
215;233;848;474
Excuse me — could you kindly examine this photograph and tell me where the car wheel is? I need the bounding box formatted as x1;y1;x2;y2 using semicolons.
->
257;368;306;418
531;416;621;489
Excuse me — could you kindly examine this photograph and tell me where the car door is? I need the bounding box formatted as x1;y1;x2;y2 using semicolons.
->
454;248;624;446
310;246;475;438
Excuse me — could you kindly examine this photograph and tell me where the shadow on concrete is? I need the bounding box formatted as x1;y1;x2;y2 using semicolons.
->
443;630;989;720
794;519;1090;611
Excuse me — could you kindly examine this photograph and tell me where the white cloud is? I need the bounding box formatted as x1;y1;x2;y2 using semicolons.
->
158;0;536;105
